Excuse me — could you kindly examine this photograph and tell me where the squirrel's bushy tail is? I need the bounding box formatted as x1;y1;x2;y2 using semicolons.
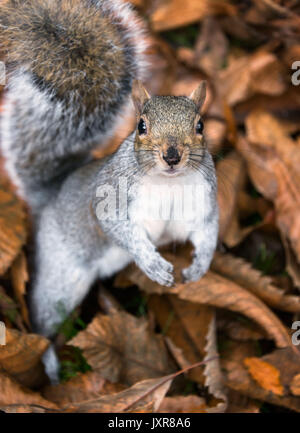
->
0;0;146;210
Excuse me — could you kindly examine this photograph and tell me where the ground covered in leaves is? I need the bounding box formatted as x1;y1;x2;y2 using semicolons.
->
0;0;300;413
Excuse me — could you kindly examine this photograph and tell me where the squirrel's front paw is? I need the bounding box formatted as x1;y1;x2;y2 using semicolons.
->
141;253;174;287
182;264;205;283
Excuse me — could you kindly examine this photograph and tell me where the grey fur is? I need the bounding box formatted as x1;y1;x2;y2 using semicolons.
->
0;0;146;211
30;131;218;381
0;1;218;383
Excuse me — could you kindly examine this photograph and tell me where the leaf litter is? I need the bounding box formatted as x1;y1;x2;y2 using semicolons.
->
0;0;300;413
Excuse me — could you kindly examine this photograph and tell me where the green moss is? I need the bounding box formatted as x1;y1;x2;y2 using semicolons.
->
253;243;276;275
161;24;199;48
59;347;91;382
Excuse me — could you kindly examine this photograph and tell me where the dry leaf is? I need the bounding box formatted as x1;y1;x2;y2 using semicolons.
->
0;375;171;413
43;371;125;406
244;357;284;396
223;345;300;412
246;109;300;174
281;235;300;290
226;390;260;413
216;151;247;240
290;374;300;396
148;295;213;385
236;111;300;264
194;17;228;75
262;347;300;390
66;374;173;413
70;310;174;386
127;252;293;350
236;136;300;261
176;271;292;350
62;358;217;413
217;313;265;342
147;0;209;31
218;52;286;106
226;336;300;405
150;296;227;410
0;405;52;413
158;395;206;413
0;171;27;276
11;251;30;328
0;328;49;387
0;373;58;409
212;252;300;313
202;312;227;412
0;285;24;330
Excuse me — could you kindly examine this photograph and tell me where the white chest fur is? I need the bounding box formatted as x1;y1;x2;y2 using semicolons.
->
129;170;212;246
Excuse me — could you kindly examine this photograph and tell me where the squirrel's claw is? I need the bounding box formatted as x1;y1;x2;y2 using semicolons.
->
141;253;174;287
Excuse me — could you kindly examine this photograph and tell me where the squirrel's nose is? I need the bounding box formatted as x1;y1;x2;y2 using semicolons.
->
163;147;181;166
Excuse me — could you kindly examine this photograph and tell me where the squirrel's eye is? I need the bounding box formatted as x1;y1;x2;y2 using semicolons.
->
195;119;204;135
138;118;147;135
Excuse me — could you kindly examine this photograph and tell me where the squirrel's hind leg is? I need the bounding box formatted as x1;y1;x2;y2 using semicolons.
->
42;344;60;385
30;208;98;382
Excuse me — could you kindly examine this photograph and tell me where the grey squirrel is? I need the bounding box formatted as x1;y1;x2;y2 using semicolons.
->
0;0;218;383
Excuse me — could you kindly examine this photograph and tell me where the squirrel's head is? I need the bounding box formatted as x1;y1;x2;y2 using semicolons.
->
132;80;207;177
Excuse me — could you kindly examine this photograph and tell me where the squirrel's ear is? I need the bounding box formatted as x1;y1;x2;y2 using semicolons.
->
189;81;206;111
132;80;151;115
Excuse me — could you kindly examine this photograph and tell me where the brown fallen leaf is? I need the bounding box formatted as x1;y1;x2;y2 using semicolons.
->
218;51;286;106
158;395;206;413
217;312;265;342
63;358;218;413
11;251;30;328
127;252;293;350
262;347;300;390
0;405;52;413
176;271;293;350
148;295;212;385
43;371;125;406
194;17;228;76
0;372;58;409
244;357;284;396
0;378;168;413
69;310;175;386
0;169;27;276
202;311;227;412
147;0;209;31
177;17;228;77
252;0;300;21
226;390;261;413
0;285;25;331
211;252;300;313
1;359;217;413
67;374;173;413
237;112;300;264
246;109;300;175
149;295;227;411
223;344;300;412
146;36;178;96
290;374;300;396
0;328;49;388
216;151;247;241
235;85;300;124
281;235;300;290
